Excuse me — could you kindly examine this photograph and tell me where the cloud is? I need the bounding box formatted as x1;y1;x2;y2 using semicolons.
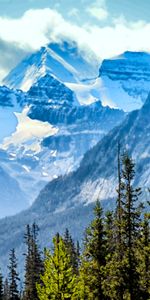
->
0;39;28;80
87;0;108;21
0;7;150;81
68;8;79;18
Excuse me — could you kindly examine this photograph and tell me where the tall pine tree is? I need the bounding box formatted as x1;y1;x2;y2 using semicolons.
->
8;249;20;300
78;201;106;299
23;223;43;300
0;271;3;300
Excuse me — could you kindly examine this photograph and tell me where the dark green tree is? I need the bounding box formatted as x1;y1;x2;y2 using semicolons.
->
0;271;3;300
23;223;43;300
78;200;106;299
8;249;20;300
138;213;150;299
64;228;79;274
3;279;9;300
121;153;142;300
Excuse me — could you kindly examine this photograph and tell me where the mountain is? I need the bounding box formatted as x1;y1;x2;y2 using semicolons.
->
0;165;28;218
0;72;125;214
3;46;150;110
98;51;150;111
3;41;99;92
0;93;149;274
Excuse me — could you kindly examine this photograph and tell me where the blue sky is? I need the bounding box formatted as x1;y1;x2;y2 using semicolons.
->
0;0;150;80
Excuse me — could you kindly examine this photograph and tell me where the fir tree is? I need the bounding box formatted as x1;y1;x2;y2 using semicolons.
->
138;213;150;299
0;271;3;300
8;249;20;300
23;223;43;300
37;233;76;300
3;279;9;300
64;228;79;274
121;153;142;299
78;200;106;299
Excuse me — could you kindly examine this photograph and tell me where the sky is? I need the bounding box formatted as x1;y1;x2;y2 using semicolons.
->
0;0;150;80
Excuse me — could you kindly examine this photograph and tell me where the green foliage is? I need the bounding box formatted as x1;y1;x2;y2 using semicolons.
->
37;233;77;300
23;223;43;300
8;249;20;300
0;152;149;300
0;271;3;300
64;228;80;275
77;201;106;299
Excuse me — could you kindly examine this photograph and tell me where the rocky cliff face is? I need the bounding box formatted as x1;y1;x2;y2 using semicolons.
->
0;72;125;215
98;51;150;111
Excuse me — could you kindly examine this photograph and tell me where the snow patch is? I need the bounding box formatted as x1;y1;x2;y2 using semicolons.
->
0;106;58;153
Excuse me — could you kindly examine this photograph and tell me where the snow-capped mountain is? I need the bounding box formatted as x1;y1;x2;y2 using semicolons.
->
98;51;150;111
3;45;150;111
3;41;99;92
0;92;149;275
0;73;125;208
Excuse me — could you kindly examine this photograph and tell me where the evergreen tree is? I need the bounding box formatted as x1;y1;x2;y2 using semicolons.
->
64;228;79;274
3;279;9;300
78;201;106;299
0;271;3;300
121;153;142;299
23;223;43;300
8;249;20;300
37;233;76;300
105;210;115;257
138;213;150;299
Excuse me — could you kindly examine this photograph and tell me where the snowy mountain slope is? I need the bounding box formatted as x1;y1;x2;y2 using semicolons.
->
31;93;150;213
3;41;99;92
0;93;149;275
0;73;125;207
98;51;150;111
3;46;150;112
0;165;28;218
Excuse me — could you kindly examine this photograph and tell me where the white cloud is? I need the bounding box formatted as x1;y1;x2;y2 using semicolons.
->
68;8;79;18
0;7;150;78
87;7;108;21
87;0;108;21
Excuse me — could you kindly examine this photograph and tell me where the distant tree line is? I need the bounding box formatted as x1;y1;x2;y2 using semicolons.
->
0;153;149;299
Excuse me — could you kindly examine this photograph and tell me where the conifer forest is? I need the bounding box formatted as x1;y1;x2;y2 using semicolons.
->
0;153;149;300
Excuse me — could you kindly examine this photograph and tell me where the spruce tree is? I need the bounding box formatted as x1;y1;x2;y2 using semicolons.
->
78;200;106;299
121;153;142;299
138;213;150;299
8;249;20;300
23;223;43;300
0;271;3;300
37;233;76;299
3;279;9;300
64;228;79;274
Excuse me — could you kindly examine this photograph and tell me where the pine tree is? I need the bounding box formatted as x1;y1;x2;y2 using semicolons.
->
105;210;115;257
121;153;142;299
3;279;9;300
138;213;150;299
23;223;43;300
8;249;20;300
0;271;3;300
64;228;79;274
37;233;76;300
103;147;126;300
78;200;106;299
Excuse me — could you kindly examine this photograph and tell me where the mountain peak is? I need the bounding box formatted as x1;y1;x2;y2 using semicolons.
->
99;50;150;111
3;41;98;92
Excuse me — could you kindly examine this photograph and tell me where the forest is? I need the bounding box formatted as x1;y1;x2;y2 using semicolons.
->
0;153;149;300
